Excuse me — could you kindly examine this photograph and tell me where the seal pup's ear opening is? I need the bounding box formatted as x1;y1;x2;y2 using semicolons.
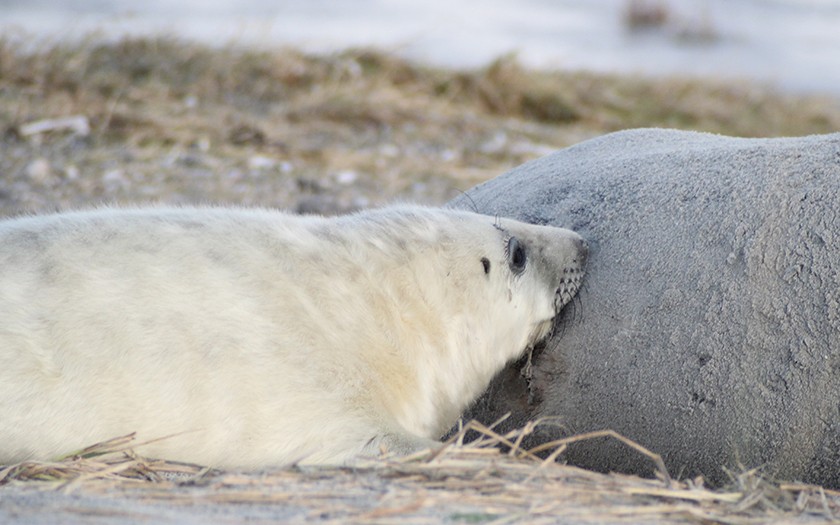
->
481;257;491;274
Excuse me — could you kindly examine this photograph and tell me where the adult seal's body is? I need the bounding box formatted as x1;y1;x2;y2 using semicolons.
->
452;129;840;489
0;205;586;468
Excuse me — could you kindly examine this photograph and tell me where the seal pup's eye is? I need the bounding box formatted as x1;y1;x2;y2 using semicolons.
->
507;237;527;273
481;257;491;274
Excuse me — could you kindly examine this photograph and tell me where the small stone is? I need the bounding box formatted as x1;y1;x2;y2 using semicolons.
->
248;155;276;170
336;170;358;185
25;158;52;183
103;169;123;182
440;149;459;162
19;115;90;137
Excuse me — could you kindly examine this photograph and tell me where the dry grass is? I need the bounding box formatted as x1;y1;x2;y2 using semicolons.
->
1;421;837;523
0;434;213;489
1;36;839;216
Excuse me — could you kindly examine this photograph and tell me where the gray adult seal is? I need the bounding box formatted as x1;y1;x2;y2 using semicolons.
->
452;128;840;489
0;205;586;467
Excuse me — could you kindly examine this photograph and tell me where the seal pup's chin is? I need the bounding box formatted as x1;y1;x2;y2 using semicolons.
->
530;281;583;347
529;319;554;348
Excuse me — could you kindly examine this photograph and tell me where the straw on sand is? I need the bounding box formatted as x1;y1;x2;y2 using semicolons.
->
1;420;837;524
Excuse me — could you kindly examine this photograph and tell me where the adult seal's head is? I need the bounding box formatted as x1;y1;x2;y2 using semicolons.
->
0;204;586;468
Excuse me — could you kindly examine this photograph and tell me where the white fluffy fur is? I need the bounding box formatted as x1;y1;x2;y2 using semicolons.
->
0;205;585;467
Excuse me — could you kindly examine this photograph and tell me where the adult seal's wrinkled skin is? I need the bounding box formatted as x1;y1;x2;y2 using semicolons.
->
0;205;586;468
452;128;840;489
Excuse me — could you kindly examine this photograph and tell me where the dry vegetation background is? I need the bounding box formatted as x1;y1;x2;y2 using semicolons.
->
1;37;840;523
2;37;840;217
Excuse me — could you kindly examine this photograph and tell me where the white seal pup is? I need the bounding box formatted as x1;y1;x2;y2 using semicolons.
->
0;205;586;468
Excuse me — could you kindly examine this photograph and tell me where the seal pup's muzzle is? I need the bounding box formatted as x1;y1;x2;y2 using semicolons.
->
554;237;588;314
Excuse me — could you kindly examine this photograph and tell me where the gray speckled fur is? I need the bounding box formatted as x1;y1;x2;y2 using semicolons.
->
451;128;840;488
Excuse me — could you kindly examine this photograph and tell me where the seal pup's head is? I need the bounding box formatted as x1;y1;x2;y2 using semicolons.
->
344;206;587;439
465;211;587;359
485;215;588;347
